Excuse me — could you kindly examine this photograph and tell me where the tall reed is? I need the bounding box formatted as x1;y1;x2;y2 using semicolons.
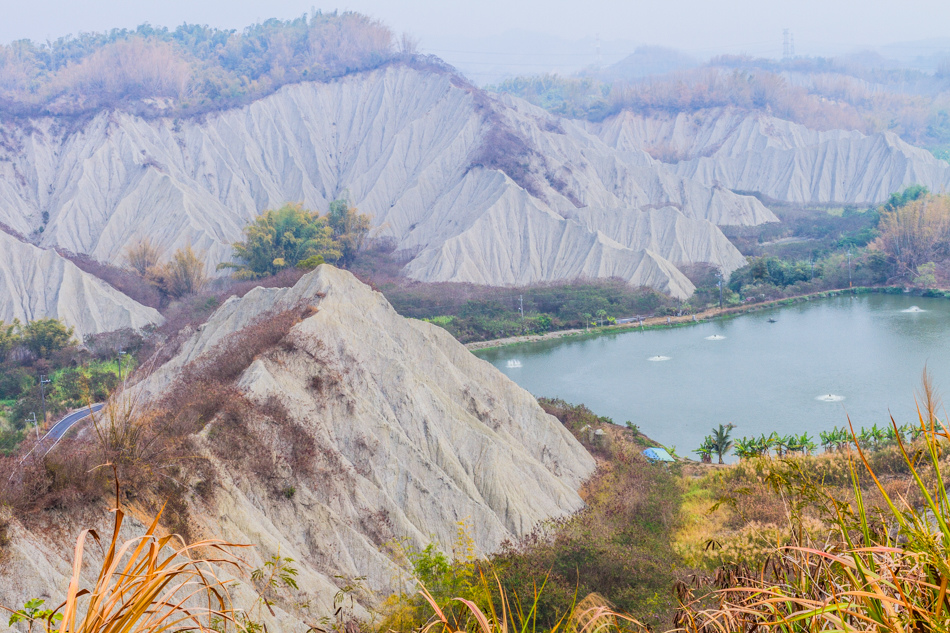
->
675;374;950;632
3;477;248;633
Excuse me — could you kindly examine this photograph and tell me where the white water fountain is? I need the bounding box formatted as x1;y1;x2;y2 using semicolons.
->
902;305;926;313
506;359;523;368
815;394;845;402
647;355;672;362
705;335;726;341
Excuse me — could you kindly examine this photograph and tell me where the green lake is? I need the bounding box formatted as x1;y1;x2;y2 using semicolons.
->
474;293;950;458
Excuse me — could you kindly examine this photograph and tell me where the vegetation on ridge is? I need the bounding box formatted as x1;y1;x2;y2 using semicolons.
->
0;12;401;119
219;200;371;279
490;57;950;154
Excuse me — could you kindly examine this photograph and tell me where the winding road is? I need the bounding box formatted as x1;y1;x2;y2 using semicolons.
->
16;403;105;468
45;403;105;442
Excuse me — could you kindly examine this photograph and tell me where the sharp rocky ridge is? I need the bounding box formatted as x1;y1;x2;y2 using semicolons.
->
592;107;950;204
0;265;596;622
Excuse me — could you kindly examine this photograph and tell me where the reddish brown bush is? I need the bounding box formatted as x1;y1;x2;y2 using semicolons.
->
0;438;107;515
62;252;164;309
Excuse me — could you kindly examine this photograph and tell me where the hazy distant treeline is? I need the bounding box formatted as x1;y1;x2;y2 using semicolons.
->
0;12;400;118
492;56;950;153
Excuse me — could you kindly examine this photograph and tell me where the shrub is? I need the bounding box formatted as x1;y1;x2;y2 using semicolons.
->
125;238;163;276
147;244;208;298
20;318;75;359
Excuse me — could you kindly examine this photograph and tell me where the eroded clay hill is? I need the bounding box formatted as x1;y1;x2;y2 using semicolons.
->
593;107;950;205
0;266;596;627
0;64;775;309
0;230;162;337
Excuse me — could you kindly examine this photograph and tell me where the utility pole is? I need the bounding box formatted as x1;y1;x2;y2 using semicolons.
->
39;375;50;428
26;412;38;440
716;269;723;309
848;246;853;290
118;350;128;384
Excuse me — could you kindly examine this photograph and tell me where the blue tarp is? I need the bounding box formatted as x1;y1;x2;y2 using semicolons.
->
643;447;675;462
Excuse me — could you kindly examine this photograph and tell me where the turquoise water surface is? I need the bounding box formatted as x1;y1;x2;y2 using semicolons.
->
475;294;950;458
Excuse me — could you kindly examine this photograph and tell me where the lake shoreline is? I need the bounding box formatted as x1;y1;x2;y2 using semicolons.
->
465;284;943;351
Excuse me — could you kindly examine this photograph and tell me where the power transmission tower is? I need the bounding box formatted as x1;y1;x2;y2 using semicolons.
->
783;29;795;59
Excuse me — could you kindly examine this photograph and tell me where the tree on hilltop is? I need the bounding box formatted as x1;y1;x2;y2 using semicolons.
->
220;200;370;279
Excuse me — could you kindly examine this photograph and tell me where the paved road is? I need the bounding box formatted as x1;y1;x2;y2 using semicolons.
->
45;403;104;441
11;403;104;477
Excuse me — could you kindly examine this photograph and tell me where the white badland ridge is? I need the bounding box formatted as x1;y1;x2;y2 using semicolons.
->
593;107;950;205
0;65;775;306
0;266;596;625
0;230;163;338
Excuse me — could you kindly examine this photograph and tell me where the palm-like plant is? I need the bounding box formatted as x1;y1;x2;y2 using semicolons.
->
733;437;758;460
709;423;735;464
756;432;779;457
694;436;715;463
775;434;794;457
799;432;817;455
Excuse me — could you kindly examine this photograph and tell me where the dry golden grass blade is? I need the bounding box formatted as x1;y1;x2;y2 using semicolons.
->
453;598;493;633
9;475;254;633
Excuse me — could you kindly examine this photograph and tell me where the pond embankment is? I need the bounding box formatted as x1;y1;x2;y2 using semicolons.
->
465;285;944;351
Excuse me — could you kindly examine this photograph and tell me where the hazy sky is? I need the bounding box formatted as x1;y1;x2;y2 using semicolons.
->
4;0;950;58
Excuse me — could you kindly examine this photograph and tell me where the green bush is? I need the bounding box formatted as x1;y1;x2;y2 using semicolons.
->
20;319;75;359
0;368;33;400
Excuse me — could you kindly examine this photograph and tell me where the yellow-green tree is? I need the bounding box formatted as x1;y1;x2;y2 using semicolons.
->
875;191;950;275
0;319;20;362
221;200;370;279
20;318;75;359
220;203;339;280
146;245;208;298
328;198;372;266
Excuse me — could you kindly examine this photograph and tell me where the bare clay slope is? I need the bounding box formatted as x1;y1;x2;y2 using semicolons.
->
594;108;950;205
0;231;162;337
0;266;595;625
0;66;773;302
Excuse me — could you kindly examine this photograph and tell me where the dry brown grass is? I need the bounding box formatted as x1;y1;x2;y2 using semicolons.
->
2;477;249;633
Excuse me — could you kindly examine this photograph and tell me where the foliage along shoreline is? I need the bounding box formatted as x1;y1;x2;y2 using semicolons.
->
466;284;934;352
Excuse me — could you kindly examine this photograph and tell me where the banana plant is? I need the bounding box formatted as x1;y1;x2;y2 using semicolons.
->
733;437;759;460
756;432;779;457
694;435;714;463
786;432;815;455
819;429;837;452
799;432;817;455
